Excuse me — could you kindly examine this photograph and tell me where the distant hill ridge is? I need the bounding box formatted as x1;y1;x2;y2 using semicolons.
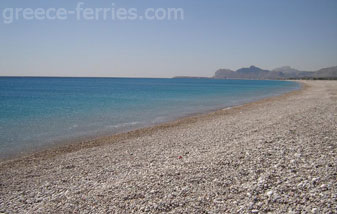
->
174;65;337;80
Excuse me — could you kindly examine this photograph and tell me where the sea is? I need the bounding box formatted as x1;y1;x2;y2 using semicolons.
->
0;77;299;158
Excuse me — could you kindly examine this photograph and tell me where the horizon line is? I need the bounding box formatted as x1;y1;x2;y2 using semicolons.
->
0;75;178;79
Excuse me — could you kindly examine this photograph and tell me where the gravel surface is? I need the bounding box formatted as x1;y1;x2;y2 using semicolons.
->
0;80;336;213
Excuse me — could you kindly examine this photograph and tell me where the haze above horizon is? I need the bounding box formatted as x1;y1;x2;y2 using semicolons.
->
1;0;337;78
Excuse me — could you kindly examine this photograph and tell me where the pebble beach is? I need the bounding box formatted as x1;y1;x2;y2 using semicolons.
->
0;80;336;213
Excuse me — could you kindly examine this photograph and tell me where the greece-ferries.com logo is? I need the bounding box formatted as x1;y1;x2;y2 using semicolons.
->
1;2;184;24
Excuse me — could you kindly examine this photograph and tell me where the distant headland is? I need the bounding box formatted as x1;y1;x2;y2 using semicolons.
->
173;65;337;80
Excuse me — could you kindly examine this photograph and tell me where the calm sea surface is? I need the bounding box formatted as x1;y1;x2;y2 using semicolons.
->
0;77;299;158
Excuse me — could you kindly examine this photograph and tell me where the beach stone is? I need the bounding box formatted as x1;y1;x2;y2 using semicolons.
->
265;190;273;197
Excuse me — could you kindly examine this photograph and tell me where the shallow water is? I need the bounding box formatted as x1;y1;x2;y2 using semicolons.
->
0;77;299;157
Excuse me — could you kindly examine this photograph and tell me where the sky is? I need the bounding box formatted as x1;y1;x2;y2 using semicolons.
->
0;0;337;78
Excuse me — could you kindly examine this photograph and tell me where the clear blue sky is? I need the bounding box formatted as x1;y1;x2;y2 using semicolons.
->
1;0;337;77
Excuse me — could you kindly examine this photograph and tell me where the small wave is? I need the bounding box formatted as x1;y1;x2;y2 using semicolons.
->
105;121;141;129
151;116;168;124
68;124;79;130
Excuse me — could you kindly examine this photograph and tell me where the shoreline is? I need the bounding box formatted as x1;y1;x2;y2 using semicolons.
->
1;80;336;213
0;79;299;162
0;81;304;166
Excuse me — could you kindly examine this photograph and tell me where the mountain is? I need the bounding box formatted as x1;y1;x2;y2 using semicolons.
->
271;66;337;79
312;66;337;78
271;66;311;78
213;65;337;80
213;69;235;79
272;66;300;73
236;66;270;79
174;65;337;80
214;66;273;79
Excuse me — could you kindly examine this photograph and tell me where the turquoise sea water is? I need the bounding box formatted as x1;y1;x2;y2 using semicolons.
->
0;77;299;158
